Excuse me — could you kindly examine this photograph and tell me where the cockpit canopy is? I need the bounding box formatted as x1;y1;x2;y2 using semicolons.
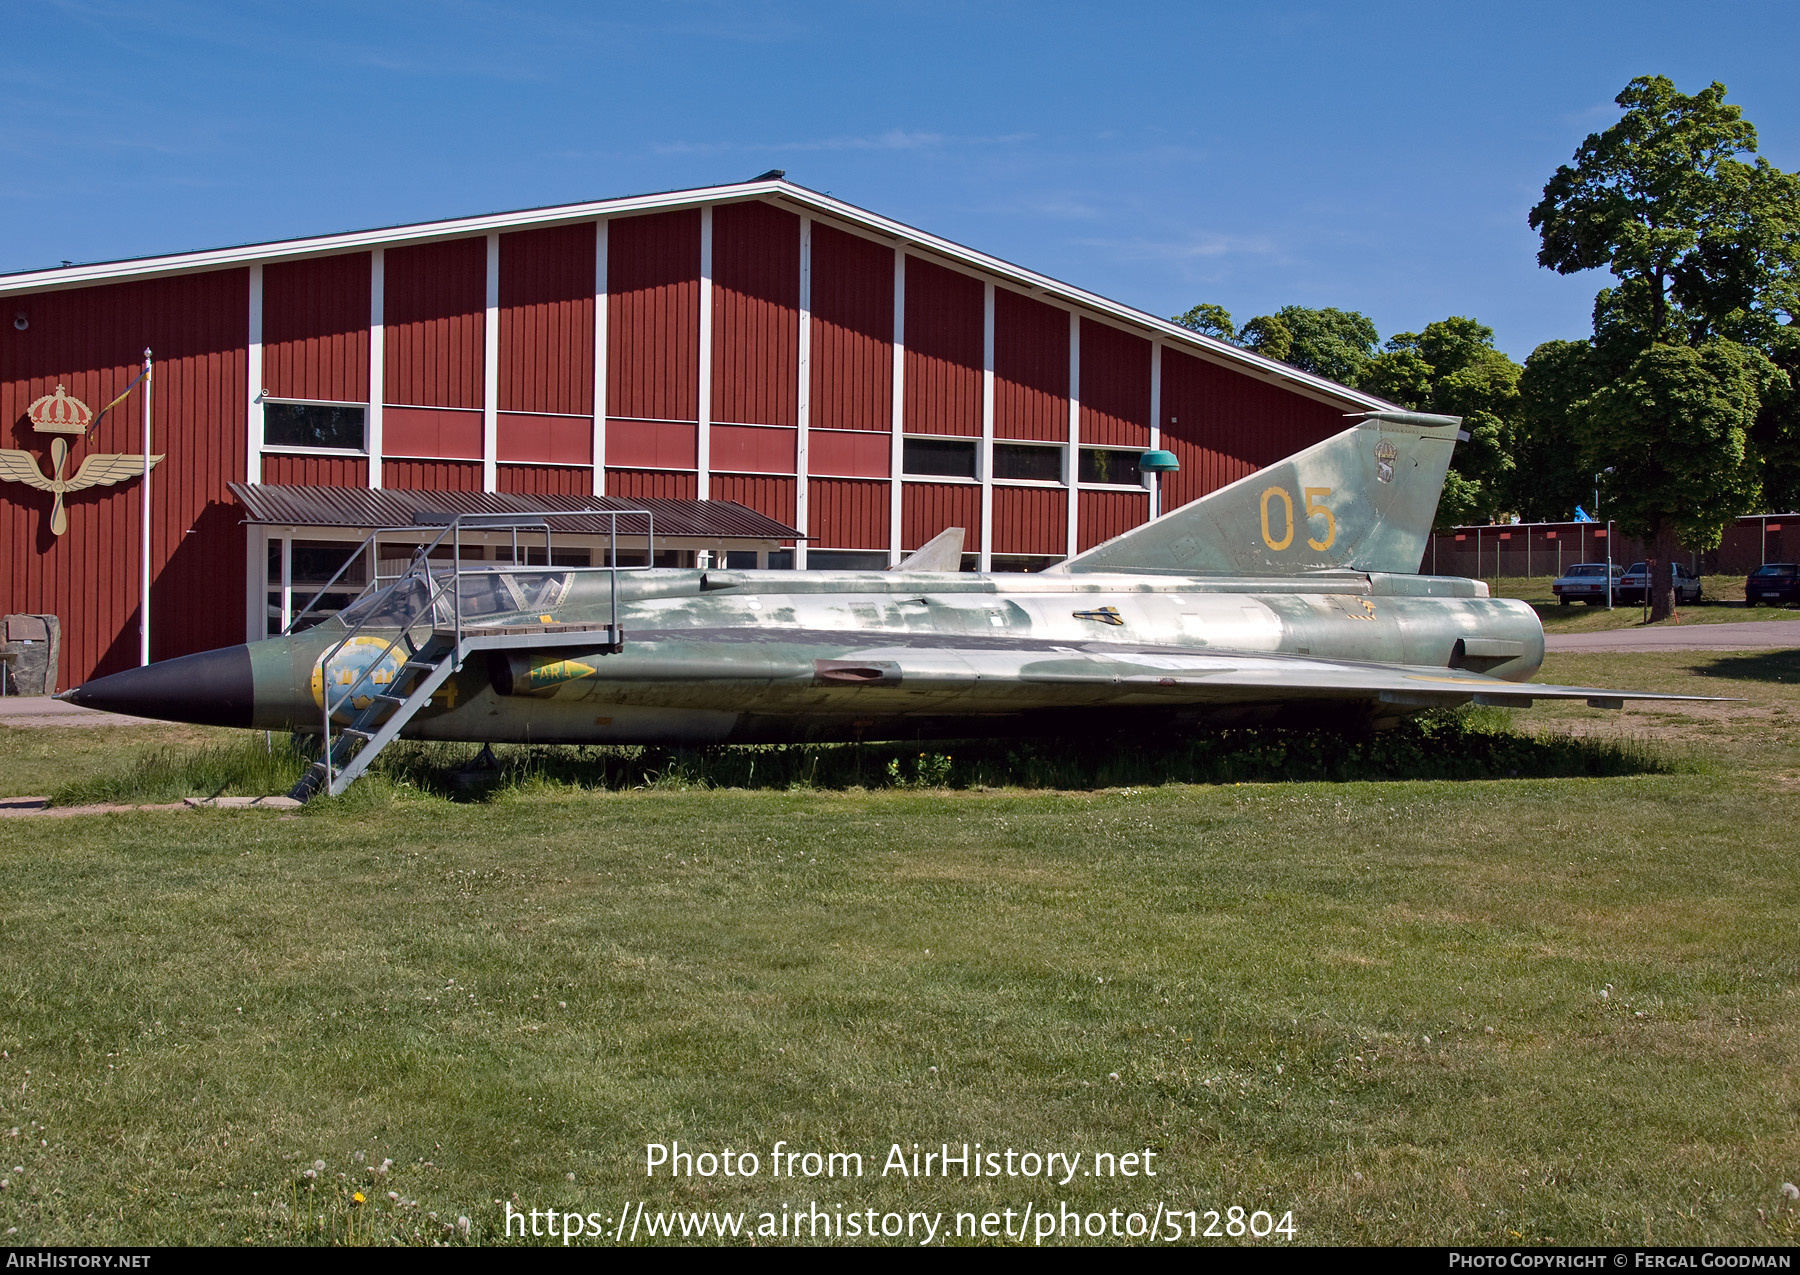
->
335;565;575;630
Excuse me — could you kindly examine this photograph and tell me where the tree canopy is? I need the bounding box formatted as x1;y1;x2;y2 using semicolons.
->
1255;307;1379;384
1530;75;1799;617
1170;76;1800;612
1173;304;1524;527
1364;318;1521;529
1171;304;1380;383
1170;303;1237;343
1513;340;1603;524
1580;340;1778;553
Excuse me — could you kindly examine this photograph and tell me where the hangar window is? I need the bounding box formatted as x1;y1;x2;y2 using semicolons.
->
723;550;794;570
1077;447;1143;487
264;400;367;452
992;443;1064;483
808;550;890;571
990;554;1064;572
266;537;369;636
902;437;977;480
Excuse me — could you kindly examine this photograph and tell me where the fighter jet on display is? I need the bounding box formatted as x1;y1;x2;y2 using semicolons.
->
65;412;1699;799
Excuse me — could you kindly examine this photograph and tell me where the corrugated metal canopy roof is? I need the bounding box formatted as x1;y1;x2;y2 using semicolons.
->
228;484;801;540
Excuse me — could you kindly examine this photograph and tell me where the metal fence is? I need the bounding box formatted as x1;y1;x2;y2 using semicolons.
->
1422;515;1799;579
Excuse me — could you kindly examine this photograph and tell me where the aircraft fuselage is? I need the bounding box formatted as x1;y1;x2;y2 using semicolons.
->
205;565;1543;745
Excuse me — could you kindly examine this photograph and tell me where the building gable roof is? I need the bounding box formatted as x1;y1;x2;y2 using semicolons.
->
5;177;1392;413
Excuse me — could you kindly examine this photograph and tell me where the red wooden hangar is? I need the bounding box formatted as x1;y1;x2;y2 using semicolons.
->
1;176;1389;689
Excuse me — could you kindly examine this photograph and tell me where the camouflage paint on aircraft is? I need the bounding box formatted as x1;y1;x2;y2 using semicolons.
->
66;413;1720;784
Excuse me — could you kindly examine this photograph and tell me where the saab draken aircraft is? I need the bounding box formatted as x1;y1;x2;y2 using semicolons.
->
65;412;1697;798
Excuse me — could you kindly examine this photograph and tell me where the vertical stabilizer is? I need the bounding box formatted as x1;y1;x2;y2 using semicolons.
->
1051;412;1464;576
890;526;966;572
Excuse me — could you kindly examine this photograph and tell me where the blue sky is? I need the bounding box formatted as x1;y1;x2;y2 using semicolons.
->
5;0;1797;361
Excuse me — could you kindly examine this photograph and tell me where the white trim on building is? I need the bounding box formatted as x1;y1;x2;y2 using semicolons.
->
0;178;1392;415
888;247;906;565
245;263;263;486
795;215;813;568
592;220;608;498
368;248;386;489
697;206;714;502
482;232;500;492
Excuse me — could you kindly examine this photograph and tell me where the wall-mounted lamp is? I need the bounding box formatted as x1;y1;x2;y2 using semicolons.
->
1139;448;1179;515
12;313;27;332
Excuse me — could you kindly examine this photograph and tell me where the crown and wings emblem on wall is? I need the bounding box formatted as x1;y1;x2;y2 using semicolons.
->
1;385;164;536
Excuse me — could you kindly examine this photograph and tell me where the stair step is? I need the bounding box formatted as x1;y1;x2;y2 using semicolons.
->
287;762;331;802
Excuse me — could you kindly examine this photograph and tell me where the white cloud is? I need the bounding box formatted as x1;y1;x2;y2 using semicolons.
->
1074;228;1286;266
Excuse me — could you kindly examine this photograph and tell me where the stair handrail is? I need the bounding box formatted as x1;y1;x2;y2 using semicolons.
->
317;544;460;790
306;507;655;791
283;526;382;636
286;517;469;636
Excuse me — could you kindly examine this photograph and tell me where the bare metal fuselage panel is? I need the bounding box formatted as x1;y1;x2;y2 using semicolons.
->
241;566;1663;746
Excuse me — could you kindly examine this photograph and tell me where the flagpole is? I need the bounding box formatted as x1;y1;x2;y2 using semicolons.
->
140;348;153;667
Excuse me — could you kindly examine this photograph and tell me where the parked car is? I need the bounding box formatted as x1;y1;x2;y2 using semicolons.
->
1616;561;1703;606
1744;562;1800;606
1551;562;1623;606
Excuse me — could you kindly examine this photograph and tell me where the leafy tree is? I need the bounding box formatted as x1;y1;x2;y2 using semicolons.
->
1358;345;1432;409
1168;303;1382;384
1171;303;1238;342
1531;75;1800;617
1529;76;1795;347
1255;306;1379;383
1170;304;1521;526
1515;340;1604;523
1238;313;1293;363
1580;340;1781;580
1362;317;1521;528
1754;328;1800;512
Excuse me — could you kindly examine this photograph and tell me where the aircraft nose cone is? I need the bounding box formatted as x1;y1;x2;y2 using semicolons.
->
63;645;255;728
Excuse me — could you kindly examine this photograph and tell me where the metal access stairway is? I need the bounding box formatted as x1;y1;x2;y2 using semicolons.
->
289;619;624;801
282;507;645;802
288;632;460;801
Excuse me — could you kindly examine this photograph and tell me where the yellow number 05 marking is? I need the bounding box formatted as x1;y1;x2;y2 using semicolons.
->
1304;486;1336;550
1259;486;1294;551
1260;485;1336;552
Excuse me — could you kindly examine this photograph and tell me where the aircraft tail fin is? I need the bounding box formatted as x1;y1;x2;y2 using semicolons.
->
890;526;965;572
1051;412;1464;576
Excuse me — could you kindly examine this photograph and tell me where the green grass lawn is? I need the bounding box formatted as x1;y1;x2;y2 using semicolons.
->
1480;575;1800;634
0;722;254;800
0;650;1796;1247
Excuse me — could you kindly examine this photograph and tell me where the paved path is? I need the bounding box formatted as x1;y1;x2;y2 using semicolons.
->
1546;620;1800;653
0;696;159;728
0;795;301;817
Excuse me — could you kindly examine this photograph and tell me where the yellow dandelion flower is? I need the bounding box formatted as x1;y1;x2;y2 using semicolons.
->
352;1192;365;1204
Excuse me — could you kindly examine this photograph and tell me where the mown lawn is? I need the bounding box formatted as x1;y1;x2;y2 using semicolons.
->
1485;574;1800;634
0;649;1795;1247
